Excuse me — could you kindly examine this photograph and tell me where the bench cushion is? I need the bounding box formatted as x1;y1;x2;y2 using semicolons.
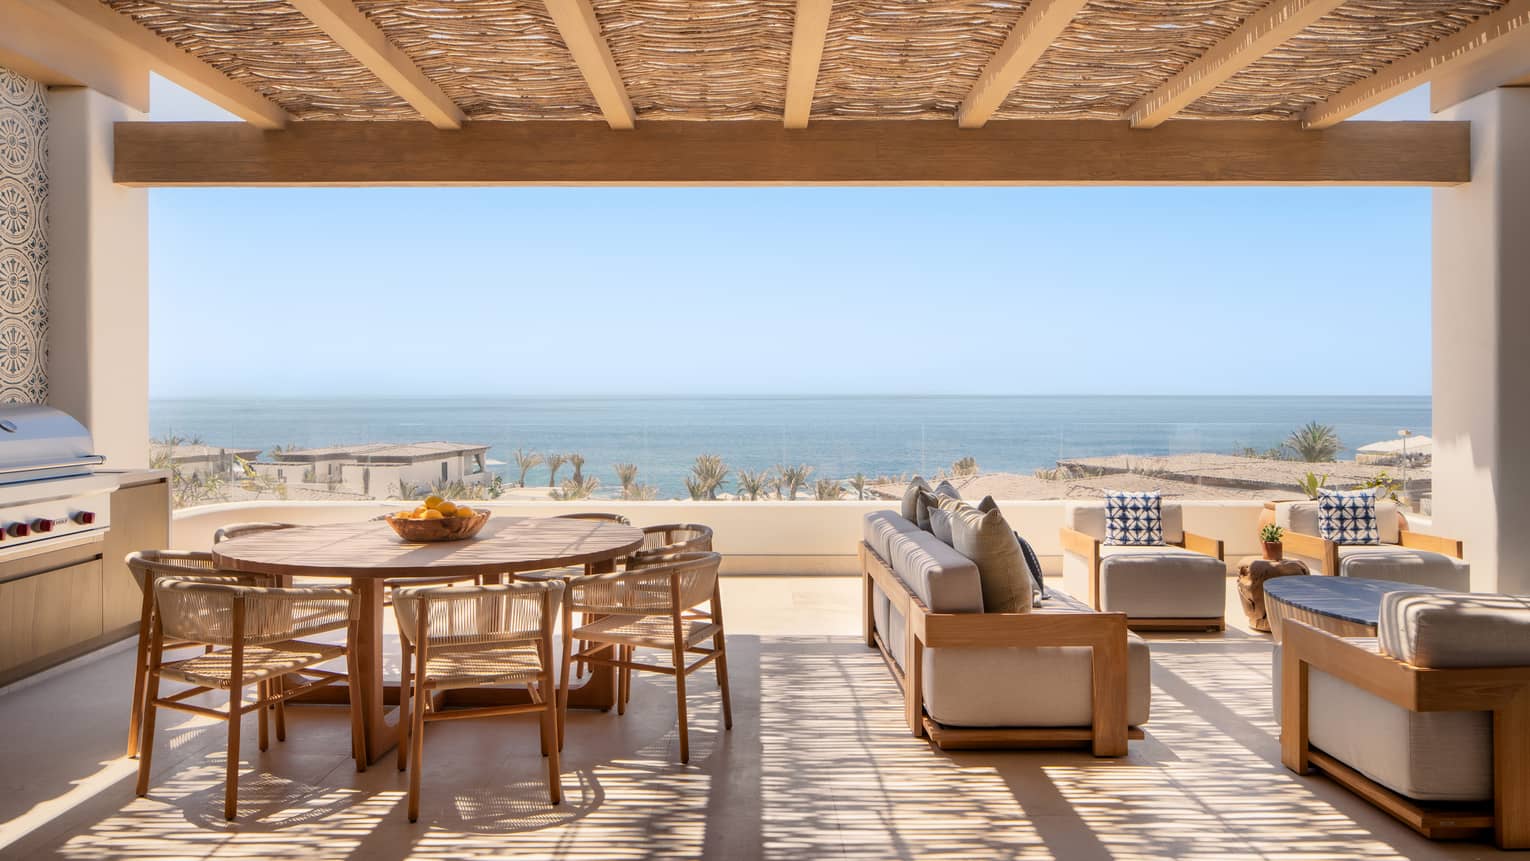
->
1277;499;1402;545
1379;591;1530;668
863;510;922;565
1336;546;1470;591
1098;545;1226;619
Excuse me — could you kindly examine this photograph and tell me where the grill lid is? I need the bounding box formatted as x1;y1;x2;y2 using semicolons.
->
0;405;103;483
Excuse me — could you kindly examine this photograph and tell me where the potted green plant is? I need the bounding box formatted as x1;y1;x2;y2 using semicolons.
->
1260;523;1285;561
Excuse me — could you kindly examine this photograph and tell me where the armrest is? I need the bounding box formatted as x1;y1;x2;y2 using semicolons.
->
1059;527;1101;559
1282;530;1338;575
1398;530;1465;559
916;606;1127;649
1182;530;1224;561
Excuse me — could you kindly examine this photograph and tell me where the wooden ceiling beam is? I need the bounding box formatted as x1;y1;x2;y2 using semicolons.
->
25;0;289;128
1304;0;1530;128
287;0;464;129
783;0;833;129
2;1;151;111
957;0;1090;129
113;119;1468;186
540;0;635;130
1126;0;1346;129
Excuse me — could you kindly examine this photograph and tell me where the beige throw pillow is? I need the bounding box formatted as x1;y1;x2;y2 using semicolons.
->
901;476;932;523
948;502;1033;613
929;507;954;544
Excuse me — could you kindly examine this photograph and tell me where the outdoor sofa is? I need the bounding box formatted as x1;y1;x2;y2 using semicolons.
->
1274;499;1469;590
1278;590;1530;849
1059;501;1227;631
860;506;1148;755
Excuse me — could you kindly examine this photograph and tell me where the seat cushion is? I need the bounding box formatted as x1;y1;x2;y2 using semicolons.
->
1273;645;1491;801
1337;545;1469;590
1379;591;1530;667
1098;545;1226;618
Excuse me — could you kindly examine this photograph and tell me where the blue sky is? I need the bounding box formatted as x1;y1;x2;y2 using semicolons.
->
147;77;1435;399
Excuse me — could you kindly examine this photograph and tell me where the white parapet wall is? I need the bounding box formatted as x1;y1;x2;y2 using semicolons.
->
171;498;1276;575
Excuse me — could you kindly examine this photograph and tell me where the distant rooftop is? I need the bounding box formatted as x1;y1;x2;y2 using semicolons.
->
151;443;262;462
271;441;489;464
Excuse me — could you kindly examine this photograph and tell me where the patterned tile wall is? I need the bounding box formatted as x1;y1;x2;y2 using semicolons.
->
0;67;47;404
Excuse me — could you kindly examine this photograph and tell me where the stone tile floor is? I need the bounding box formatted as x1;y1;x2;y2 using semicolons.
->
0;576;1511;860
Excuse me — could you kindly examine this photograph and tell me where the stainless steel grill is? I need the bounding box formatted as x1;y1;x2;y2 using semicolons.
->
0;405;118;552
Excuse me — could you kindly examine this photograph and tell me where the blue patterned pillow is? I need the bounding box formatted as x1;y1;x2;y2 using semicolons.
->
1318;489;1380;544
1104;491;1163;546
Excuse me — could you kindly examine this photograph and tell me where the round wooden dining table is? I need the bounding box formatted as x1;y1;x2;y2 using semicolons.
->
212;516;644;766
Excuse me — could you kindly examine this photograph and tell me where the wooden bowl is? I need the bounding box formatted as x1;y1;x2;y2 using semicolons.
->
385;509;491;543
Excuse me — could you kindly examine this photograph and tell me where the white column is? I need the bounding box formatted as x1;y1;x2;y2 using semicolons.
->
1433;87;1530;594
46;86;149;468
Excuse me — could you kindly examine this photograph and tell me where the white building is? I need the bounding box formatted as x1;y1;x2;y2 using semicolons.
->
253;442;491;497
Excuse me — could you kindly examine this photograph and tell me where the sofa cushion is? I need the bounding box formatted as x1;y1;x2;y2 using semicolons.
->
1279;499;1401;545
883;525;985;614
901;477;932;523
1336;545;1470;590
1104;491;1164;546
1098;545;1226;619
1379;591;1530;668
934;479;962;501
949;503;1032;613
1318;489;1380;545
1273;645;1491;801
929;507;954;545
863;510;922;564
1067;501;1185;545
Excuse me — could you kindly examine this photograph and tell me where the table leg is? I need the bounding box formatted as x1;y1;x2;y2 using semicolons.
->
353;578;399;767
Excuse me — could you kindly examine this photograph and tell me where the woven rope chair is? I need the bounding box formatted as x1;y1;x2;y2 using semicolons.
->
360;513;483;594
565;551;731;763
393;580;565;821
135;576;362;820
512;513;634;677
124;550;278;758
629;523;714;565
212;521;298;544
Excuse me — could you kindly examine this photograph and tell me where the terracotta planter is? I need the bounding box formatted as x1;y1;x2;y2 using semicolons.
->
1262;541;1284;561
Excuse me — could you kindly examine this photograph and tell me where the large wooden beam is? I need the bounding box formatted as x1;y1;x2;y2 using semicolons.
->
1126;0;1346;129
957;0;1090;129
113;120;1468;186
540;0;635;130
2;1;150;111
1304;0;1530;129
783;0;833;129
26;0;289;128
287;0;464;129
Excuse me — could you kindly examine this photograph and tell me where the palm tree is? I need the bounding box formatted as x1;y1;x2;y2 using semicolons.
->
614;463;639;492
623;482;659;501
1284;421;1341;463
814;478;845;500
545;452;568;487
736;468;773;501
513;448;543;487
552;476;600;500
951;456;978;477
569;453;585;484
849;472;869;501
687;454;729;500
777;463;814;500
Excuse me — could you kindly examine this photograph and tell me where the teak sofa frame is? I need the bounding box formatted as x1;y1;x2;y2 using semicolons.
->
1058;527;1226;632
860;542;1138;756
1280;619;1530;849
1281;528;1465;578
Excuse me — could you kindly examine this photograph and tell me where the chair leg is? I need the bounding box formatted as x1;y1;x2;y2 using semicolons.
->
617;645;630;716
225;683;243;820
397;643;412;773
536;680;550;757
126;591;154;758
558;625;571;752
715;629;733;731
673;639;690;764
407;673;427;822
273;676;287;743
542;681;562;805
134;632;165;797
257;680;270;752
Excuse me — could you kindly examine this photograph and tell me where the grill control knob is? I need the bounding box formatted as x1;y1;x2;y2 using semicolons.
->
74;511;96;525
32;518;53;533
8;522;29;537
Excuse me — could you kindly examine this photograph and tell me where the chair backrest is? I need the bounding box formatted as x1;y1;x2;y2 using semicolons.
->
392;580;563;649
1065;502;1184;545
1379;591;1530;668
570;551;720;616
632;523;714;561
153;577;356;646
1276;499;1401;545
212;521;298;544
126;549;219;592
554;512;632;525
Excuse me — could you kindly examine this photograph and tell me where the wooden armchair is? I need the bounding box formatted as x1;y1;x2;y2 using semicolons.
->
1275;499;1467;588
1281;618;1530;848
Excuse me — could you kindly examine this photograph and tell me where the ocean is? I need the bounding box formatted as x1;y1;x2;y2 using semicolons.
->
149;395;1431;498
